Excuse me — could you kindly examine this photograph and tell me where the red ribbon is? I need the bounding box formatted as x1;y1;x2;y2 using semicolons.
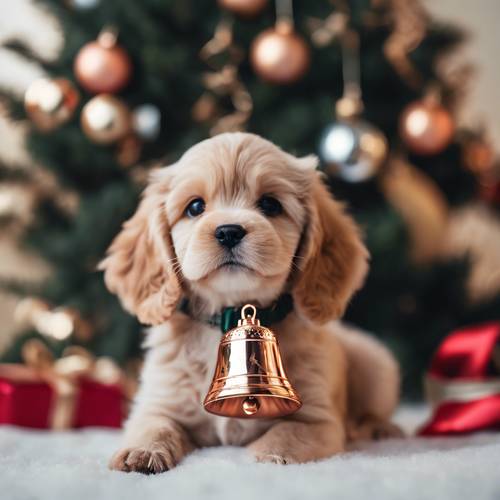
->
419;322;500;436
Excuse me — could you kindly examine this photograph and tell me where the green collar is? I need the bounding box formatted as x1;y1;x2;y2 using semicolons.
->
180;294;294;333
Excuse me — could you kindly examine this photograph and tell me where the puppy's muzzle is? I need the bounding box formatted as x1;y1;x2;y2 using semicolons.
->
215;224;246;249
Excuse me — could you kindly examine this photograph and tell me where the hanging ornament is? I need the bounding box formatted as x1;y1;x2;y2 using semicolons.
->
399;97;455;156
74;26;132;94
307;11;348;48
319;120;387;183
462;135;495;175
24;78;79;131
66;0;100;9
116;134;142;168
132;104;161;141
250;0;310;85
318;28;387;182
218;0;268;18
81;94;131;144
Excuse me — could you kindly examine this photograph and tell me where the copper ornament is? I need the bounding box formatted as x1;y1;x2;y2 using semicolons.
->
250;23;310;85
463;140;494;175
24;78;80;131
204;304;302;419
399;100;455;156
74;29;132;94
81;94;131;144
218;0;267;18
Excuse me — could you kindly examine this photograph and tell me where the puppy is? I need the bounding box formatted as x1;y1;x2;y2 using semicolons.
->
100;132;401;473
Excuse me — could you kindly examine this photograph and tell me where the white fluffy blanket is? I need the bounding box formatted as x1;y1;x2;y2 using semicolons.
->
1;406;498;500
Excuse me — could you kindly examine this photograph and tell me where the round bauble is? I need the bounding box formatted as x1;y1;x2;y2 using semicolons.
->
399;100;454;155
24;78;79;131
250;24;310;84
81;94;131;144
66;0;100;9
132;104;161;140
74;32;132;94
463;139;494;175
218;0;267;17
319;119;388;182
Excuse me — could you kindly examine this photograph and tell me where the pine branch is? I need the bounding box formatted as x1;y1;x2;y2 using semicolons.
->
2;38;54;72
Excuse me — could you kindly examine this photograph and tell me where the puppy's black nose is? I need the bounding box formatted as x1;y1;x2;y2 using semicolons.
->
215;224;246;248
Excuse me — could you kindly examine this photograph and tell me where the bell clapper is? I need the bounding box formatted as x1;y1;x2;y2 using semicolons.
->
242;396;260;415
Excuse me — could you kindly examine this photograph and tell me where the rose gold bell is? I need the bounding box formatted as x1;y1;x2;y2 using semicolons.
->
203;304;302;418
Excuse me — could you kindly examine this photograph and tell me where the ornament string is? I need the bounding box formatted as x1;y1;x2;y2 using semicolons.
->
335;23;365;119
98;24;119;49
340;30;361;109
275;0;294;30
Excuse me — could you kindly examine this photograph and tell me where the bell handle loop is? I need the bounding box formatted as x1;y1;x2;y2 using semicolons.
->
241;304;257;321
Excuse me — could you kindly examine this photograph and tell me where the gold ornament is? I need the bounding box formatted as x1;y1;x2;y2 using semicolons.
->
250;22;310;84
81;94;131;144
204;304;301;418
74;27;132;94
24;78;79;131
399;100;455;156
199;17;253;134
218;0;267;17
383;0;427;88
380;158;449;263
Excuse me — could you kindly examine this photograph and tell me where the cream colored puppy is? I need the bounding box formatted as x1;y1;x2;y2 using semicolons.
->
100;132;401;474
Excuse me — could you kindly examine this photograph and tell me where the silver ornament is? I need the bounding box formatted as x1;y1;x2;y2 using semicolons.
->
319;119;387;182
68;0;100;9
132;104;161;141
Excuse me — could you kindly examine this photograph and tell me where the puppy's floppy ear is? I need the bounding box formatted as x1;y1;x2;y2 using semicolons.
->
293;174;369;324
98;173;181;325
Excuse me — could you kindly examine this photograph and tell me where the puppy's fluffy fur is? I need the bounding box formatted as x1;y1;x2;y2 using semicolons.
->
100;132;401;473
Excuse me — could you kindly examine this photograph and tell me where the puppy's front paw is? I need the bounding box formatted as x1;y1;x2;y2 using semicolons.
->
109;444;176;474
348;416;405;442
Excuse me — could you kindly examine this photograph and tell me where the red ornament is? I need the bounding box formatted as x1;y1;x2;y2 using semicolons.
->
463;140;495;175
399;100;455;155
480;178;500;206
74;29;132;94
250;23;310;85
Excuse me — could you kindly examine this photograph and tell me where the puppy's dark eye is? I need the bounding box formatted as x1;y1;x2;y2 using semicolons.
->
258;195;283;217
185;198;205;218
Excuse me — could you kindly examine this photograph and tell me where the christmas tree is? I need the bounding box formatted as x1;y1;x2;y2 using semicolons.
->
1;0;499;397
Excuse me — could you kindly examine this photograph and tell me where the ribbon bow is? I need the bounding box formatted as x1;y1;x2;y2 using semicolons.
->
419;322;500;436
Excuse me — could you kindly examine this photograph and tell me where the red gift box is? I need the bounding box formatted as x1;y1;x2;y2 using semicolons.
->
0;363;125;429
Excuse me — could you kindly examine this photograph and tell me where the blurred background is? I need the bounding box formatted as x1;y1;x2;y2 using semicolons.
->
0;0;499;421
